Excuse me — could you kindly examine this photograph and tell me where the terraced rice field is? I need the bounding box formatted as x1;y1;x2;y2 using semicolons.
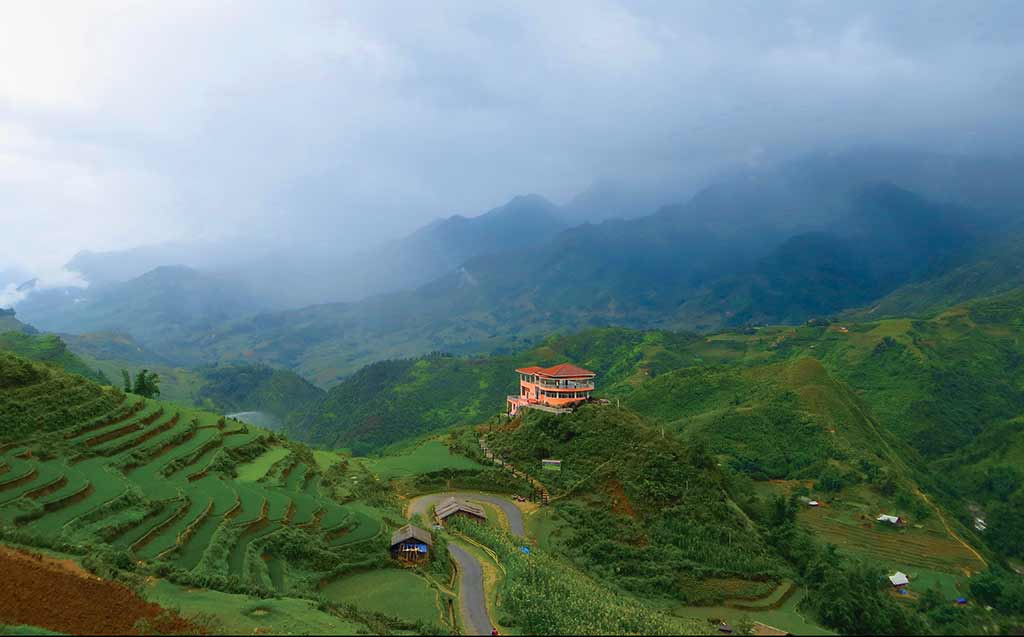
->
236;447;291;482
798;508;984;573
328;503;382;546
285;462;307;491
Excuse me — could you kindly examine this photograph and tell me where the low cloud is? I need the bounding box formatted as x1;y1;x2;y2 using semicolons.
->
1;1;1021;279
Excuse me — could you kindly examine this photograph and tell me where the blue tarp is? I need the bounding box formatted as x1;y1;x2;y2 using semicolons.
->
520;546;531;554
414;543;428;553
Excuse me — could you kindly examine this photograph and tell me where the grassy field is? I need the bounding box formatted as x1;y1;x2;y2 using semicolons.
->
147;580;365;635
360;440;484;480
321;569;441;624
668;588;833;636
235;447;291;482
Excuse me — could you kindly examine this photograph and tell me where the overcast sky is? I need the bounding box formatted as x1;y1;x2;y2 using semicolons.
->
2;0;1022;287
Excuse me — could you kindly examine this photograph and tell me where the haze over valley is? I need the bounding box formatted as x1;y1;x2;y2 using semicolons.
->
2;2;1024;635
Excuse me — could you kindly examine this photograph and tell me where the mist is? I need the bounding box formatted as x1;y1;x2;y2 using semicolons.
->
2;1;1022;290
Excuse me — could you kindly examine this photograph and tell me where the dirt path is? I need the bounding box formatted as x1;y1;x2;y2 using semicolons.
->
0;545;197;635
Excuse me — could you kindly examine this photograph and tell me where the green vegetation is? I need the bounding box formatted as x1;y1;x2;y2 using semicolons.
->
0;331;108;384
488;405;784;601
0;349;458;635
195;362;324;424
359;440;484;481
450;516;702;635
321;569;440;624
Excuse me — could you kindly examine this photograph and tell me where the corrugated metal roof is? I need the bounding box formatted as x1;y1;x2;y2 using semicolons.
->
391;524;433;547
435;496;487;520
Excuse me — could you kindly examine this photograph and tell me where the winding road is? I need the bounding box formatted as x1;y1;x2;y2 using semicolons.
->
406;491;525;537
406;492;525;635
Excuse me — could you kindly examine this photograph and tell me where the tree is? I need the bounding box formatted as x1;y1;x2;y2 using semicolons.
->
121;369;132;393
132;369;161;398
986;491;1024;558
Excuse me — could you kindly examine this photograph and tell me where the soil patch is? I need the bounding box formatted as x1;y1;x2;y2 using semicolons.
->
0;545;198;635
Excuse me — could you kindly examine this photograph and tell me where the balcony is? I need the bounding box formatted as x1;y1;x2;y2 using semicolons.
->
535;380;594;390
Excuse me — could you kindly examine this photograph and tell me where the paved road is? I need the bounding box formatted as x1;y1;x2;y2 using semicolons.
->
448;543;491;636
406;491;525;537
406;491;526;635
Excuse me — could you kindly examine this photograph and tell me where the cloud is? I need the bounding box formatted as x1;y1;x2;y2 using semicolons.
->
0;1;1021;279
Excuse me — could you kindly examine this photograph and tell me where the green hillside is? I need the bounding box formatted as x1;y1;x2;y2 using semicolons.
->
195;363;324;425
0;349;721;635
0;332;109;384
0;350;433;633
0;309;33;335
291;330;703;453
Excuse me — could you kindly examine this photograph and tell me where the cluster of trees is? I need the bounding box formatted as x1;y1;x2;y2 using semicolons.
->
121;368;161;398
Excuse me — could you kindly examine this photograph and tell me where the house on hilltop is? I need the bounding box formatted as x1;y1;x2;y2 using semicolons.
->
390;524;432;564
435;497;487;524
507;363;595;416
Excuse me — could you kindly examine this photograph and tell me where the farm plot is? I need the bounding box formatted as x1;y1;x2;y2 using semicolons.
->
303;474;321;496
287;492;320;526
132;427;220;483
91;411;180;457
111;499;186;550
361;440;483;480
285;463;307;492
322;570;440;625
265;554;286;593
231;484;270;526
137;496;211;560
317;503;350;534
25;459;126;532
328;503;381;546
228;521;283;577
798;508;984;573
0;461;63;511
236;447;290;482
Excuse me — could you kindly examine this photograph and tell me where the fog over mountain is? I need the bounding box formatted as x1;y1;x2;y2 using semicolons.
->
2;1;1023;297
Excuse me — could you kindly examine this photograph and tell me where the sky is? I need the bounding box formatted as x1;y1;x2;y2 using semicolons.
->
1;0;1022;291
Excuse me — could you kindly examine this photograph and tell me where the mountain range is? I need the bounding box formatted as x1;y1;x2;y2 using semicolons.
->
10;149;1024;385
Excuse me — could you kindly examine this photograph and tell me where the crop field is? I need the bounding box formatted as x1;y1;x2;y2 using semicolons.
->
360;439;483;480
321;569;441;624
327;503;382;546
236;447;291;482
0;353;483;634
0;365;400;621
797;507;984;574
669;588;832;636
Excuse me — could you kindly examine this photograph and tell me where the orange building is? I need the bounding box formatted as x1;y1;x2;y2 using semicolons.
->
507;363;596;416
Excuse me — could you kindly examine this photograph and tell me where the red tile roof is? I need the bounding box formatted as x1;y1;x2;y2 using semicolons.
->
515;363;595;378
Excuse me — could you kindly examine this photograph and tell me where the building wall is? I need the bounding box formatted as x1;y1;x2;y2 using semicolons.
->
518;378;592;407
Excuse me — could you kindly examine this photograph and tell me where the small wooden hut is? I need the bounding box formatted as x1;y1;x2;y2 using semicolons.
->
390;524;433;564
435;497;487;525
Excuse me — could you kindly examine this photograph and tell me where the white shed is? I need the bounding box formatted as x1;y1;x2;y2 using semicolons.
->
889;572;909;587
877;514;901;524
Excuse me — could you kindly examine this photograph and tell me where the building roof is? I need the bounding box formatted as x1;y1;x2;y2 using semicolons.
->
877;514;901;524
435;497;487;521
391;524;433;547
515;362;596;378
889;572;910;586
